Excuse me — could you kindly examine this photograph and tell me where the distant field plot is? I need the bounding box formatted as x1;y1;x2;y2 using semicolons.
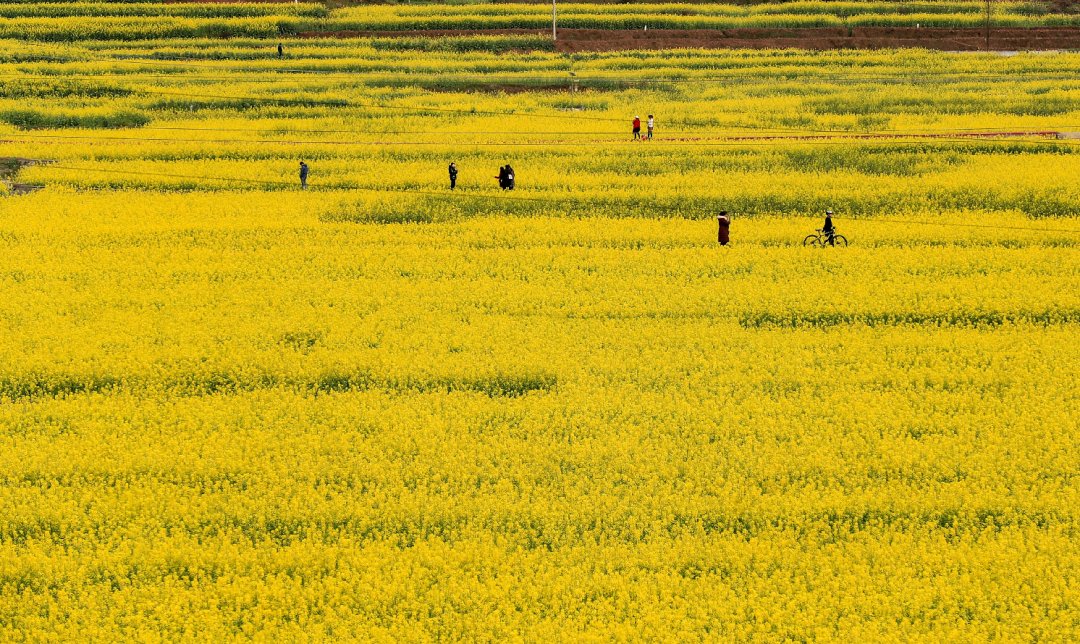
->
1;1;1079;40
1;11;1079;642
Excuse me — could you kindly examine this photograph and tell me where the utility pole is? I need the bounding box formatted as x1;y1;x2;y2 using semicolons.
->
553;0;557;41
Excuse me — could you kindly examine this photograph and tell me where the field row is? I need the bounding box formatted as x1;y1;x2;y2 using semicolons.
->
1;197;1077;385
5;150;1078;219
3;41;1080;217
3;28;1080;639
1;1;1079;41
2;200;1078;637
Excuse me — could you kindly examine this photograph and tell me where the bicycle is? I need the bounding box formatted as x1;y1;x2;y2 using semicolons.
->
802;228;848;247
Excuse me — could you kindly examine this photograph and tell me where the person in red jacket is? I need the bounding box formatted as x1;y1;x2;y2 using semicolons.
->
717;211;731;245
632;115;641;140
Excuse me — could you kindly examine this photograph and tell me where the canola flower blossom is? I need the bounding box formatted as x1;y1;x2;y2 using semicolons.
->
1;22;1079;641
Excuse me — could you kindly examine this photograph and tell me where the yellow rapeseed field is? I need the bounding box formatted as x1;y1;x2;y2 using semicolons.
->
1;19;1079;641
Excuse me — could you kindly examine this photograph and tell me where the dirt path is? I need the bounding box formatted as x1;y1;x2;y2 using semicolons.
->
299;27;1080;52
557;27;1080;52
0;157;45;195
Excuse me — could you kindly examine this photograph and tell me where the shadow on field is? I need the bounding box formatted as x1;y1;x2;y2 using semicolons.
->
0;370;558;402
0;157;46;195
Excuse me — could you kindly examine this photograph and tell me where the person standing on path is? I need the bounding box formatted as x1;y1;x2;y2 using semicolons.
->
632;115;641;140
717;211;731;245
299;161;309;189
823;209;835;245
647;114;655;140
448;162;458;190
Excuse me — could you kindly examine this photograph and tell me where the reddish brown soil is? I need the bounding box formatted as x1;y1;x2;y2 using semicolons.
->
298;27;1080;52
165;0;299;3
557;27;1080;52
321;0;1078;6
298;28;545;39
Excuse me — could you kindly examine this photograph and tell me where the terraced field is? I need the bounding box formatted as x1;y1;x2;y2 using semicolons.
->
2;0;1080;49
1;3;1079;640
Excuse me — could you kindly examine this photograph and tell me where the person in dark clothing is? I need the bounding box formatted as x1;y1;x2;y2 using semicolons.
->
497;165;508;189
277;43;284;58
299;161;309;189
505;164;515;190
717;210;731;246
449;162;458;190
823;209;835;245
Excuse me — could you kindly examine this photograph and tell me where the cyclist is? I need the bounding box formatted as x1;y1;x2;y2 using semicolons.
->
822;209;836;245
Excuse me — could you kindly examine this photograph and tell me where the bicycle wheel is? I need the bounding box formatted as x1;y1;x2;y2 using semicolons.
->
802;234;820;247
832;235;848;247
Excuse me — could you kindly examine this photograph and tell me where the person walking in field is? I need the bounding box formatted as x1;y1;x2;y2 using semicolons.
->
497;165;508;190
823;209;836;245
299;161;309;189
449;162;458;190
647;114;655;140
277;43;284;58
717;211;731;245
632;115;641;140
505;164;515;190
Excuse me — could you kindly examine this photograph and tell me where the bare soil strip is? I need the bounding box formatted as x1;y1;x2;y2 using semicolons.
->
298;27;1080;52
0;157;45;195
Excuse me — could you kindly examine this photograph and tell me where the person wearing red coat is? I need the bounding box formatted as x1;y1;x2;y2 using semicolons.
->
717;211;731;245
632;116;641;140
